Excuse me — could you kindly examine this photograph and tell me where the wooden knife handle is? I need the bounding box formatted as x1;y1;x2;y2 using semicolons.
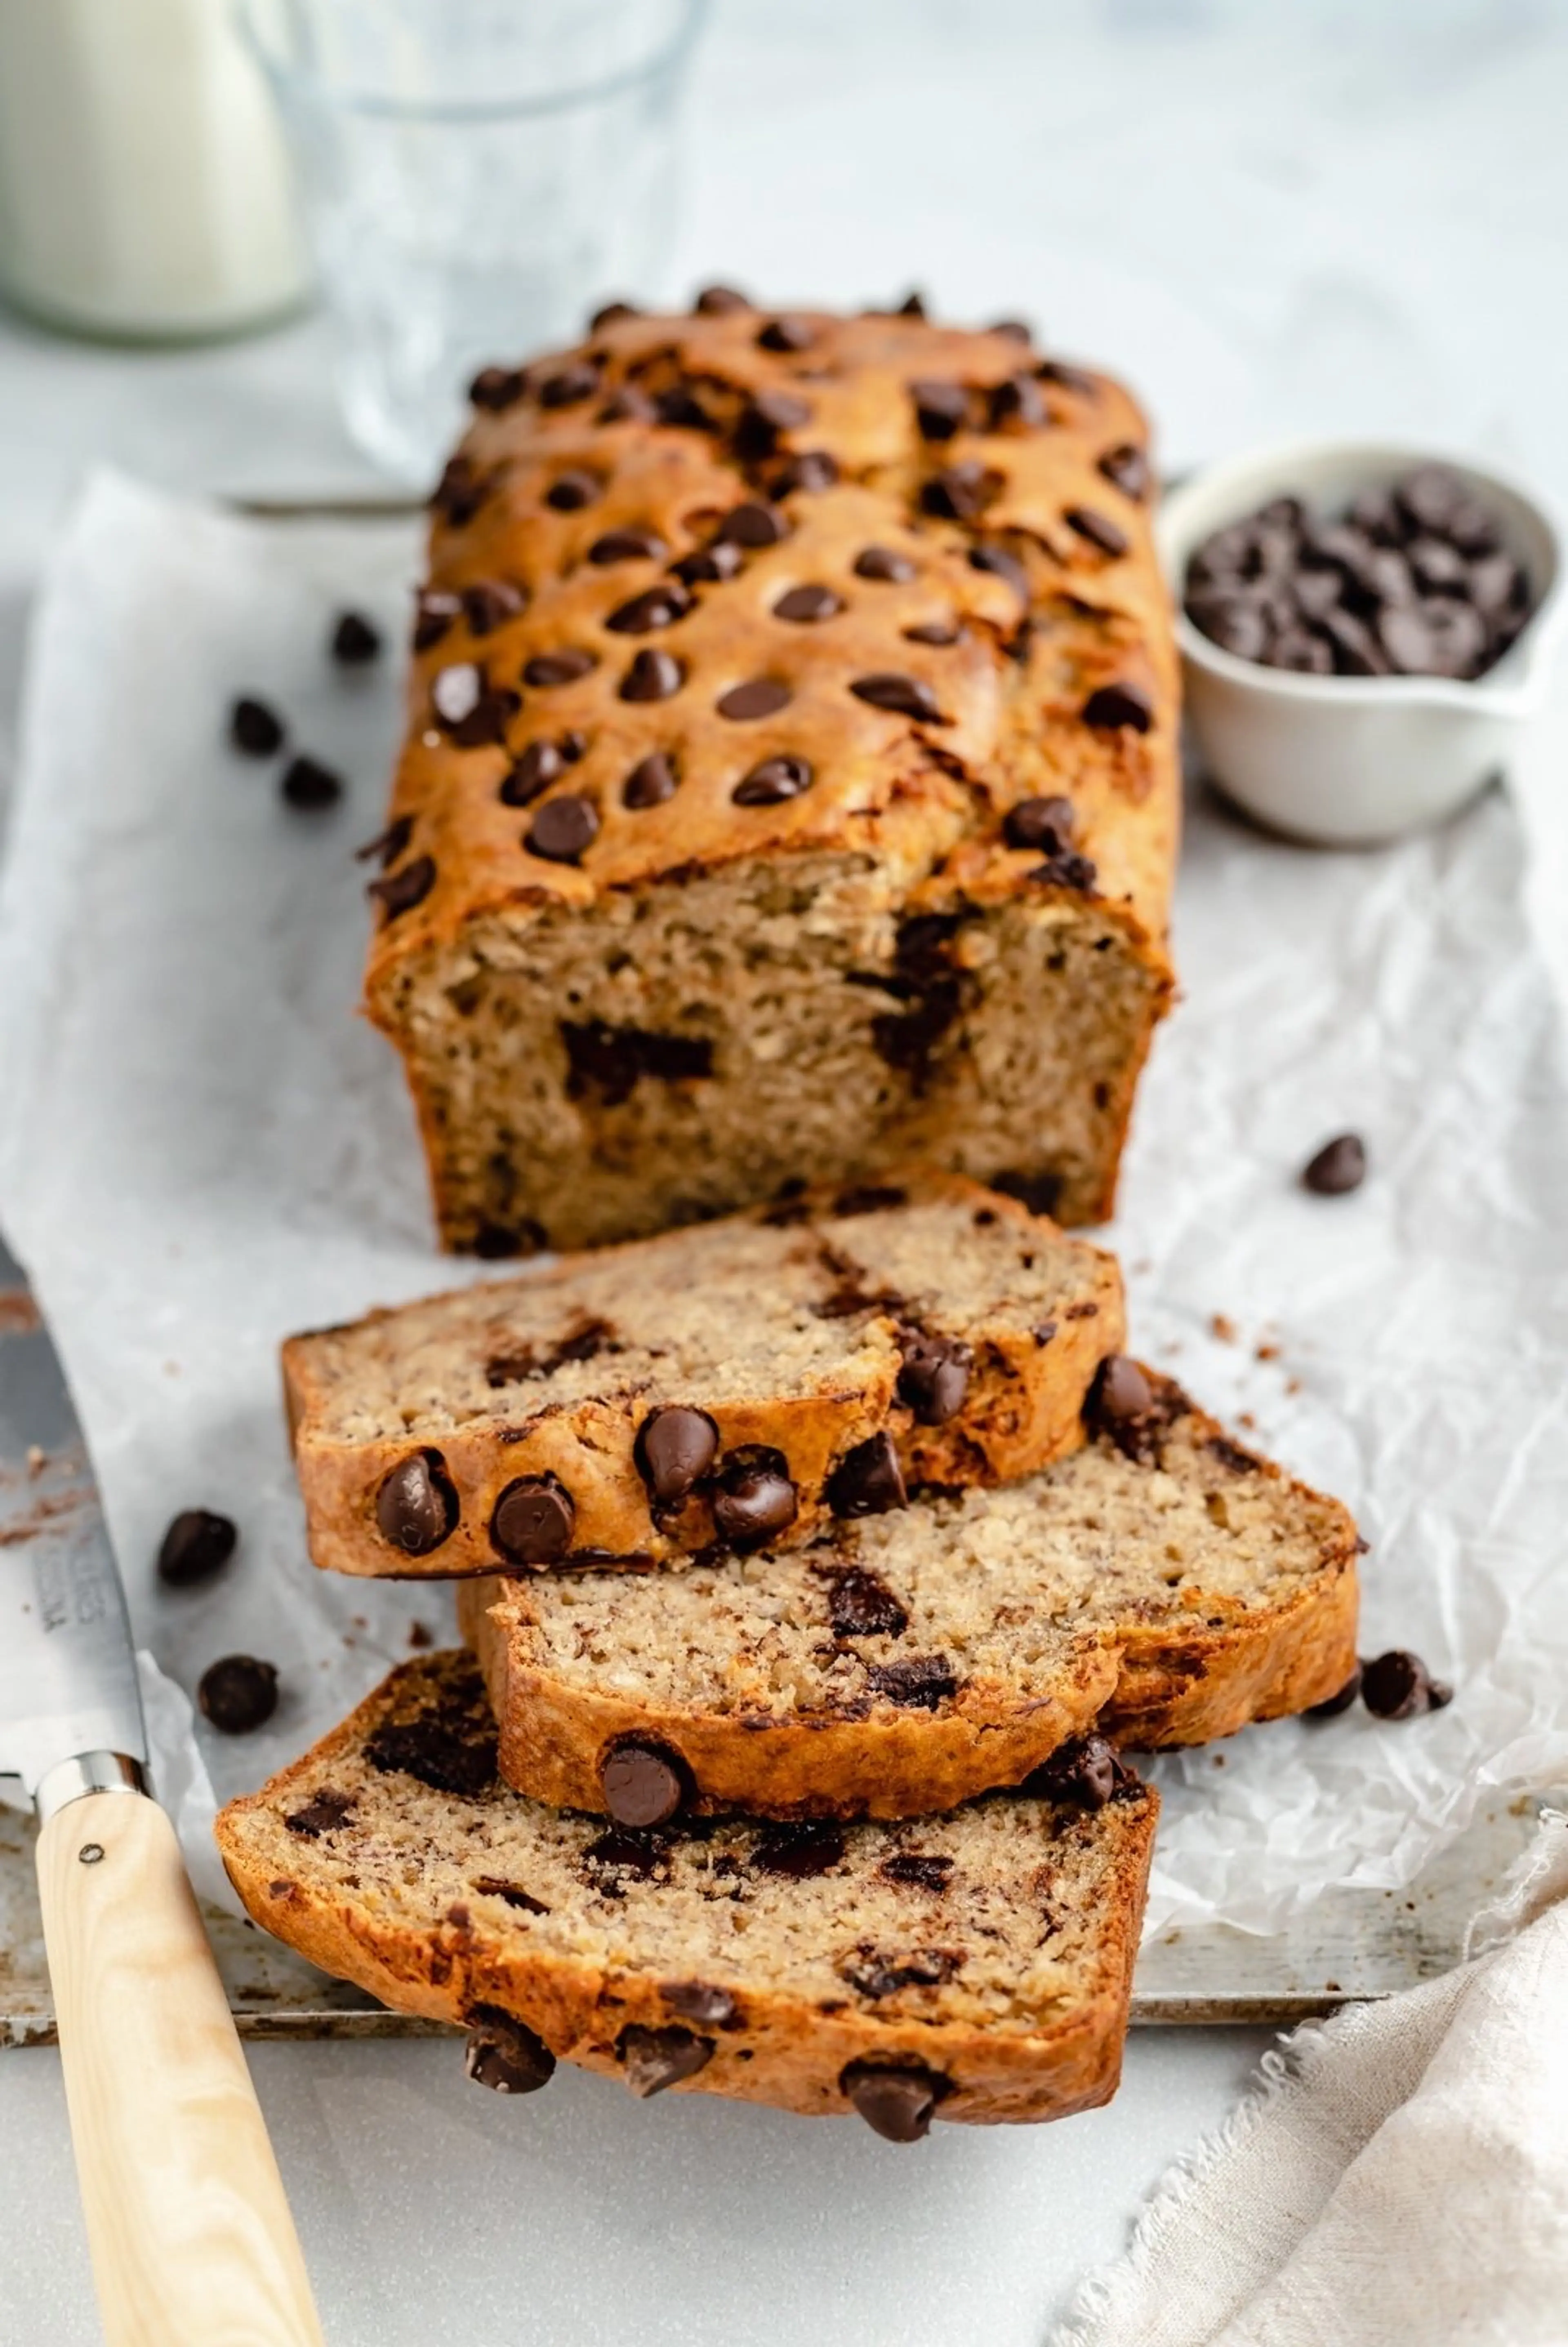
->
37;1790;324;2347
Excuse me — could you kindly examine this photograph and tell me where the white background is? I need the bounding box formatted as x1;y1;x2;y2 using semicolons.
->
1;3;1565;2340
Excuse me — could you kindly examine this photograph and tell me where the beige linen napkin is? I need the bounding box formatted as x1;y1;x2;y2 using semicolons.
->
1054;1819;1568;2347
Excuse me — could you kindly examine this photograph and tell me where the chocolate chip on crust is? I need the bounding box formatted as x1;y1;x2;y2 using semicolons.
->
464;2005;556;2094
1003;795;1076;854
601;1739;688;1828
825;1432;909;1518
623;751;679;809
590;526;669;564
841;2059;950;2142
854;546;916;583
659;1980;740;2028
367;853;437;921
895;1329;972;1425
733;755;813;805
525;794;599;865
635;1404;720;1503
1024;1733;1135;1809
1065;505;1129;558
524;648;597;688
1080;680;1153;731
619;647;686;701
850;673;945;722
710;1445;798;1546
490;1472;577;1566
375;1452;458;1556
618;2023;715;2097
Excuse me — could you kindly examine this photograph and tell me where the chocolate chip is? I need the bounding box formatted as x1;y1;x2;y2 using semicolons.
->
733;755;813;806
1027;1732;1134;1808
736;390;813;458
468;364;527;412
546;469;599;512
825;1565;909;1639
866;1656;958;1710
472;1876;549;1914
841;2060;947;2143
854;546;915;583
831;1184;907;1215
281;754;343;811
1029;848;1098;894
461;580;527;635
197;1655;278;1735
618;2023;714;2098
1065;506;1128;557
1302;1133;1366;1195
413;588;462;651
285;1788;353;1838
538;361;599;408
584;1825;670;1879
523;648;596;688
431;455;487;526
773;583;842;623
752;1823;845;1879
635;1404;719;1502
990;1168;1061;1217
464;2005;556;2094
757;314;815;352
1098;443;1150;499
850;673;944;722
525;795;599;865
1080;681;1153;731
1268;628;1336;674
710;1445;798;1546
1003;795;1075;854
1187;595;1271;661
619;648;685;701
623;751;678;809
158;1508;238;1588
717;677;793;721
1361;1650;1451;1719
1307;1665;1363;1718
716;499;788;548
903;620;960;646
660;1980;739;2028
375;1452;458;1555
989;374;1045;428
490;1473;576;1566
590;299;639;329
606;581;691;633
589;526;669;564
673;539;744;585
331;610;381;665
895;1331;971;1425
601;1739;686;1827
826;1432;908;1519
1036;359;1099;397
500;740;565;807
771;450;839;495
367;854;437;921
896;290;928;317
880;1853;953;1892
909;380;968;440
1088;1354;1153;1433
562;1021;713;1103
231;696;284;756
922;461;997;521
696;283;751;314
969;542;1029;599
655;385;718;432
599;386;658;423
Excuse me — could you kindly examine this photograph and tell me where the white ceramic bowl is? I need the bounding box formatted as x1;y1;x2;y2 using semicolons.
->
1156;440;1567;845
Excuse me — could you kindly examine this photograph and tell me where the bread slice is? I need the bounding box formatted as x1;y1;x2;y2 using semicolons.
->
459;1367;1360;1820
215;1651;1157;2133
284;1175;1121;1578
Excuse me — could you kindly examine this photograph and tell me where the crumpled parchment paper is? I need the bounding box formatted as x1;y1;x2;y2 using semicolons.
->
1;470;1565;1937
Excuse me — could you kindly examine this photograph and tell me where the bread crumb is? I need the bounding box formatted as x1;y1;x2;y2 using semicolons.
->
1238;1411;1256;1430
1255;1340;1280;1362
408;1620;433;1649
1209;1313;1237;1343
26;1444;45;1477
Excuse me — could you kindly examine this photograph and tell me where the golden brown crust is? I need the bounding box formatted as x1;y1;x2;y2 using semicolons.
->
283;1174;1123;1577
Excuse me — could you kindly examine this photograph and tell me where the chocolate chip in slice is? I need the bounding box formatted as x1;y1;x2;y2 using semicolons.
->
826;1564;909;1640
231;696;284;756
854;546;916;583
601;1739;687;1827
464;2005;556;2094
623;751;678;809
367;854;437;921
285;1788;353;1838
773;583;842;623
881;1852;954;1892
1080;681;1153;732
841;2060;948;2143
500;740;565;807
757;314;815;352
752;1822;845;1879
1307;1665;1364;1718
866;1655;958;1710
850;673;944;722
197;1655;278;1735
157;1508;238;1588
715;499;788;548
909;380;968;441
523;648;597;689
1098;443;1150;500
374;1452;458;1556
618;2023;715;2098
710;1445;798;1547
545;469;599;513
1302;1133;1366;1195
660;1980;739;2028
826;1431;908;1518
1361;1650;1452;1719
733;756;812;806
490;1473;576;1567
895;1332;971;1425
281;754;343;812
589;526;669;565
619;648;686;702
331;610;381;666
635;1404;719;1503
525;795;599;866
1003;795;1075;854
717;677;793;721
1065;506;1129;557
1087;1354;1153;1433
1027;1732;1134;1809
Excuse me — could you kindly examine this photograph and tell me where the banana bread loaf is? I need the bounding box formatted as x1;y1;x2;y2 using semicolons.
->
215;1650;1157;2133
458;1366;1360;1819
284;1175;1121;1577
363;294;1178;1255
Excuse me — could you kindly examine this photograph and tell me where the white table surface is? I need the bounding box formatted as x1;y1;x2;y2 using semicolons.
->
2;4;1565;2339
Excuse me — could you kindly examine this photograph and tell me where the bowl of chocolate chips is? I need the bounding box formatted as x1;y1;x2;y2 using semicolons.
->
1158;441;1564;843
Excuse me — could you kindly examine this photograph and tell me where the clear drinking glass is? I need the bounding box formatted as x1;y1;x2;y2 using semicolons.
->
240;0;708;480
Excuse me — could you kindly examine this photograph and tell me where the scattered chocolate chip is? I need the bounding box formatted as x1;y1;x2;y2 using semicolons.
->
757;314;815;352
826;1431;908;1518
546;469;599;512
826;1564;909;1640
773;583;842;623
736;389;813;458
733;753;813;807
1361;1650;1451;1719
660;1980;739;2028
430;455;487;526
900;620;957;646
1302;1133;1367;1195
562;1020;713;1103
1080;681;1153;731
605;581;691;634
524;648;597;688
654;385;717;432
500;740;565;807
1029;847;1097;892
158;1508;237;1588
710;1445;798;1546
1004;795;1075;854
468;364;527;412
619;2023;714;2098
589;526;669;564
490;1473;577;1566
969;542;1029;599
412;588;462;651
330;610;381;666
866;1655;958;1710
1307;1665;1363;1718
989;374;1045;429
1026;1733;1135;1808
620;647;686;701
673;539;744;584
285;1788;353;1838
461;580;527;635
752;1822;844;1879
696;283;751;314
1036;359;1099;397
922;460;998;521
635;1404;719;1503
1065;506;1129;557
465;2005;556;2093
525;794;599;865
717;676;793;721
841;2060;947;2142
281;754;343;811
854;546;916;583
1098;443;1150;499
538;361;599;409
197;1654;278;1735
710;502;786;551
909;380;968;440
850;673;944;722
375;1452;458;1556
771;449;839;495
590;299;639;330
881;1853;954;1892
367;854;437;921
623;751;678;809
231;696;284;756
895;1331;971;1425
601;1739;686;1827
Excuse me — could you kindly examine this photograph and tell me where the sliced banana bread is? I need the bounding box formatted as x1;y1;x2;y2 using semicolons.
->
285;1175;1120;1577
459;1366;1360;1820
215;1651;1156;2134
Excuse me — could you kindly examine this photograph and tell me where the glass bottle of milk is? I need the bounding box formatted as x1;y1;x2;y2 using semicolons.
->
0;0;309;341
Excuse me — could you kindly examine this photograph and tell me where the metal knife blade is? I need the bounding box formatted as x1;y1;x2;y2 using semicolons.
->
0;1229;147;1796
